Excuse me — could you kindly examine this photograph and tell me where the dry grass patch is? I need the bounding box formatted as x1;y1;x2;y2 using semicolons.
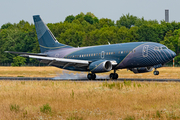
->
0;67;180;79
0;80;180;119
0;66;60;77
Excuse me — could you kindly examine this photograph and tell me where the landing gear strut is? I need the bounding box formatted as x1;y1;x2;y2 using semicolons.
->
153;69;159;75
87;73;96;80
109;69;118;79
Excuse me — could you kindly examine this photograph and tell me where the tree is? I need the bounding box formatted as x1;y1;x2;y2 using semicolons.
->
64;15;75;23
96;18;114;28
11;56;26;66
84;15;94;24
1;23;13;29
161;29;180;65
116;13;138;28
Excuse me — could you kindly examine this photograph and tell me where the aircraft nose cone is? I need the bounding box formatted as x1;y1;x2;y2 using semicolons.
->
173;51;176;58
170;50;176;58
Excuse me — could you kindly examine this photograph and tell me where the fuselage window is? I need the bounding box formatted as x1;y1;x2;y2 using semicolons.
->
94;53;95;56
73;55;74;58
106;52;108;55
111;52;113;55
96;53;98;56
99;53;101;56
109;52;111;55
154;47;158;50
118;51;120;54
113;52;115;54
91;54;93;56
121;51;123;54
79;55;81;57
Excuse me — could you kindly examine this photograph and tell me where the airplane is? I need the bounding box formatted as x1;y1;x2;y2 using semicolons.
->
5;15;176;80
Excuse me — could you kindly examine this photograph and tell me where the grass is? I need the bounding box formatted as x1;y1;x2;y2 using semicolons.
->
0;66;180;79
1;80;180;119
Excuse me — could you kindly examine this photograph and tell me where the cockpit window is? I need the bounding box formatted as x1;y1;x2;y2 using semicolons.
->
162;47;168;49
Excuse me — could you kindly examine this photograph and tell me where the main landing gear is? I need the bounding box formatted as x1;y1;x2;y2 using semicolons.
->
153;69;159;75
109;69;118;80
87;70;119;80
87;73;96;80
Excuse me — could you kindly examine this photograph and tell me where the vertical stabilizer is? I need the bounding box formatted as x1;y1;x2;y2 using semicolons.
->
33;15;73;53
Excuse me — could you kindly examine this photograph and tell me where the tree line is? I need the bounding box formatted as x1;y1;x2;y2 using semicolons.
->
0;12;180;66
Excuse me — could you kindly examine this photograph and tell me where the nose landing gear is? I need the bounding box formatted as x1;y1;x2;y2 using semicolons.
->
153;69;159;75
109;69;118;79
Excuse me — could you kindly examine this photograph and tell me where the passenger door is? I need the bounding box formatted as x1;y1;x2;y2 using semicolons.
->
143;45;149;57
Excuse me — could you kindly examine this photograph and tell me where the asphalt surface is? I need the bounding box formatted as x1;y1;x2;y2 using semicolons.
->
0;77;180;82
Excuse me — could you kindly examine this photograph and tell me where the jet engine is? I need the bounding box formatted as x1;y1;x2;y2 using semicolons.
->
89;60;112;73
130;67;153;73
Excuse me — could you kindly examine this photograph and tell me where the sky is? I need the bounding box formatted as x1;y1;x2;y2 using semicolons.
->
0;0;180;27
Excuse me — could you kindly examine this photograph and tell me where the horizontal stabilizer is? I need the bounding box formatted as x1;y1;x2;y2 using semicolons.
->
4;51;47;56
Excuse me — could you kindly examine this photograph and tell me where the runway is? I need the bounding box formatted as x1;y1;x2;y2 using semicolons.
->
0;77;180;82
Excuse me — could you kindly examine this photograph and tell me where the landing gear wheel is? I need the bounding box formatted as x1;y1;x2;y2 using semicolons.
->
153;71;159;75
114;73;118;79
109;73;118;79
110;73;114;79
87;73;96;80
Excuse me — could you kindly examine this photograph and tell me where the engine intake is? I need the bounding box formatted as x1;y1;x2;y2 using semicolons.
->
89;60;112;73
130;67;153;73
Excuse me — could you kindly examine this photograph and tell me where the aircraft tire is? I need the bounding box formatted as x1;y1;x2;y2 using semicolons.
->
110;73;118;79
87;73;92;80
110;73;114;79
114;73;118;79
87;73;96;80
153;71;159;75
92;73;96;80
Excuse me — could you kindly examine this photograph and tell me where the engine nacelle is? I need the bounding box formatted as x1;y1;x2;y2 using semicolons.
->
130;67;153;73
89;60;112;73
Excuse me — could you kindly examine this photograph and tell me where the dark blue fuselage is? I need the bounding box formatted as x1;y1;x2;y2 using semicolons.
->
45;42;176;72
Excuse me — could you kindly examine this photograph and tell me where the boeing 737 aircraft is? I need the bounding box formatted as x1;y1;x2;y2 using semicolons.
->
5;15;176;80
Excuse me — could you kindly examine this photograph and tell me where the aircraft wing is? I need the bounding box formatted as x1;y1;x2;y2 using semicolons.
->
5;51;117;68
21;55;90;68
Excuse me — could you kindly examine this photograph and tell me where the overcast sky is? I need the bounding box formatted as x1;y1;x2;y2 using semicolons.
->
0;0;179;27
